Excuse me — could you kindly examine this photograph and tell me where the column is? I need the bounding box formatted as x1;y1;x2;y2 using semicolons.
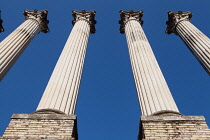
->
0;10;4;33
0;9;49;81
36;10;96;115
166;11;210;75
119;10;180;116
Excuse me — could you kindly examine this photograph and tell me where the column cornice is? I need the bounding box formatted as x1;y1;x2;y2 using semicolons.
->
72;10;96;34
0;10;4;33
165;11;192;34
24;9;49;33
119;10;143;34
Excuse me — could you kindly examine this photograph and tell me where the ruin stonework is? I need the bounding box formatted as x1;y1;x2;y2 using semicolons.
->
0;9;97;140
119;10;210;140
0;114;78;140
0;9;210;140
166;11;210;75
139;115;210;140
0;9;49;81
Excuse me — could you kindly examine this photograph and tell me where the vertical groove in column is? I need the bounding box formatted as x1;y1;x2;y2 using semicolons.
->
40;21;81;108
166;11;210;75
0;9;49;81
178;21;210;58
52;20;86;110
126;20;179;116
56;21;85;111
58;20;87;113
0;20;32;47
0;20;36;62
134;20;176;111
36;10;96;115
132;20;165;111
0;20;40;81
0;20;38;63
67;21;89;114
126;22;148;115
127;21;156;115
177;23;207;62
39;21;81;109
176;21;210;74
120;10;179;116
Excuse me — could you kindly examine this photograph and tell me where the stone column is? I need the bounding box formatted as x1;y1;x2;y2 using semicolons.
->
36;10;96;115
0;10;95;140
0;10;4;33
0;9;49;81
119;10;180;116
166;11;210;75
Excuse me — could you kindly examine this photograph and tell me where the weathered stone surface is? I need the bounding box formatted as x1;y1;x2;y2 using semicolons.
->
37;10;96;115
72;10;96;34
119;10;143;34
141;115;205;121
139;115;210;140
0;113;78;140
11;113;76;120
165;11;192;35
0;9;49;81
23;9;49;33
166;11;210;75
119;10;179;116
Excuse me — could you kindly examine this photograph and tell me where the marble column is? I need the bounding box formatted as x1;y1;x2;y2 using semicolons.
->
0;10;4;33
119;10;180;116
166;11;210;75
0;9;49;81
36;10;96;115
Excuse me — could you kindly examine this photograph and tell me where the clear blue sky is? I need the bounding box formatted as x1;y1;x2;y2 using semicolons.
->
0;0;210;139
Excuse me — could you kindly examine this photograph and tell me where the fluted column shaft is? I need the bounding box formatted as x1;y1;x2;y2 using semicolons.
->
166;11;210;75
37;10;96;115
0;10;49;81
119;10;179;116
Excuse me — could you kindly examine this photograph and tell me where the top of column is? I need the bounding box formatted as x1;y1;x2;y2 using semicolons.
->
24;9;49;33
0;10;4;33
72;10;96;34
119;10;144;34
165;11;192;34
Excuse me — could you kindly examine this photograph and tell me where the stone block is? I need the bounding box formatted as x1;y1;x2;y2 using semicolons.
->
0;113;78;140
139;115;210;140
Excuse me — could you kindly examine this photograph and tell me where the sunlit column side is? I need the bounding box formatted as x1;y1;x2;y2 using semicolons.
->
0;9;49;81
36;10;96;115
0;10;4;33
119;10;180;116
166;11;210;75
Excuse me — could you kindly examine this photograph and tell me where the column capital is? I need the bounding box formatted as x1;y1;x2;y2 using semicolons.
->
119;10;143;34
0;10;4;33
72;10;96;34
23;9;49;33
165;11;192;34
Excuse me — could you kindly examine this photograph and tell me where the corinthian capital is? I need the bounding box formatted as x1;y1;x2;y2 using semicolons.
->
23;9;49;33
165;11;192;34
119;10;143;34
72;10;96;34
0;10;4;33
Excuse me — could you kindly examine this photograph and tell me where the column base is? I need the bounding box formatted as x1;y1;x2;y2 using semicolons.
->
0;113;78;140
138;115;210;140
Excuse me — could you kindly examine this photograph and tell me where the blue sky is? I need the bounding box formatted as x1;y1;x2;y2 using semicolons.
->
0;0;210;139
